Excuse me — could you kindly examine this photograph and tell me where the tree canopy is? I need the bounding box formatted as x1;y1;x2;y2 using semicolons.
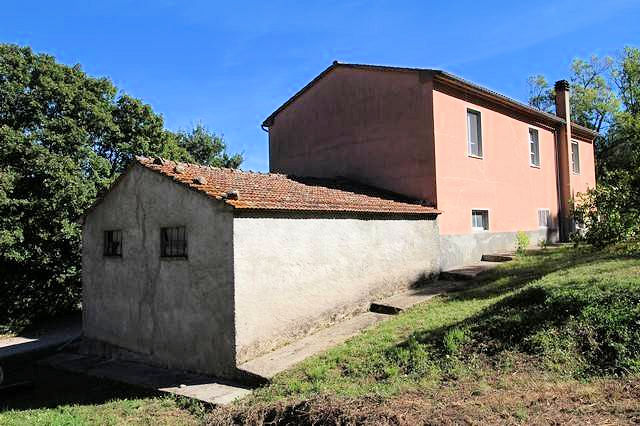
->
0;44;242;329
528;47;640;248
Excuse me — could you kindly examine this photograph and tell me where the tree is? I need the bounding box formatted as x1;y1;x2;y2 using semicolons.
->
527;56;619;134
527;75;555;113
175;124;243;169
0;44;242;329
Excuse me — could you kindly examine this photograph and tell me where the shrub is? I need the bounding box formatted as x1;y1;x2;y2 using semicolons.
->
572;170;639;248
516;231;530;255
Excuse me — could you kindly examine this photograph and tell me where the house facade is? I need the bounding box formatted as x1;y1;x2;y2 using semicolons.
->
82;157;440;379
263;62;597;268
82;63;598;380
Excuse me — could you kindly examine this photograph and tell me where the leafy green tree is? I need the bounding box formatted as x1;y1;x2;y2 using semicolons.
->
0;44;241;329
175;123;243;168
527;56;619;134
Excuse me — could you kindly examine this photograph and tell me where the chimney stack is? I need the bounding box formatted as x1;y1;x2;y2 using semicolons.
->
554;80;572;241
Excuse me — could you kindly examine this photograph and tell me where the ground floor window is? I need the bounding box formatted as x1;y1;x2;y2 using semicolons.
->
161;226;187;258
472;210;489;231
538;209;551;227
103;230;122;257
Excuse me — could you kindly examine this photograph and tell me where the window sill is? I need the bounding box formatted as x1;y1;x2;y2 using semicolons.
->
472;228;489;233
530;164;541;169
468;154;484;160
160;256;188;261
103;255;122;259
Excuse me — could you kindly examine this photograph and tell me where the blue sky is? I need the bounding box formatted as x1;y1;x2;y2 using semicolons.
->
3;1;639;171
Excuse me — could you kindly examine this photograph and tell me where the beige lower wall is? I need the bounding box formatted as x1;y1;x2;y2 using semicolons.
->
232;212;441;363
440;228;559;270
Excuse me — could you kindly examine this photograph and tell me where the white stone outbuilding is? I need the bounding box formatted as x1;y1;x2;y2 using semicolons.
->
81;157;441;379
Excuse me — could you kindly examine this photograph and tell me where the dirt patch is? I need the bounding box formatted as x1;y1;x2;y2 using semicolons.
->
209;373;640;425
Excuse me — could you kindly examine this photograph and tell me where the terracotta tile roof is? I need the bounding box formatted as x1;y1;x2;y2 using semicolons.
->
136;157;440;215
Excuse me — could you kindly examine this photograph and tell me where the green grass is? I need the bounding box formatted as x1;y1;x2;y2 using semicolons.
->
3;246;639;424
243;245;640;404
0;397;200;426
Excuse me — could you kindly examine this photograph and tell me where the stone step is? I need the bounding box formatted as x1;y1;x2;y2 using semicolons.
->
481;253;514;262
439;261;501;281
369;303;403;315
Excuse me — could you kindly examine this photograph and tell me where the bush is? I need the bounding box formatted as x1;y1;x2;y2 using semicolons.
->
572;170;640;248
516;231;530;255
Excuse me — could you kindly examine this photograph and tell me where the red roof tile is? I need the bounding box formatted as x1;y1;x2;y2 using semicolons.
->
137;157;440;215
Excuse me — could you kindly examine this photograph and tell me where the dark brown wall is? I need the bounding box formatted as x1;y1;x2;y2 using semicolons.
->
268;67;437;205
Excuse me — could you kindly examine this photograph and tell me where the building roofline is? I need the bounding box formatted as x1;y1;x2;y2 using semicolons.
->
261;61;599;140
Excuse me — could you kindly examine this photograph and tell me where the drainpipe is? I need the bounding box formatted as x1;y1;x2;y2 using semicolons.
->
554;80;572;241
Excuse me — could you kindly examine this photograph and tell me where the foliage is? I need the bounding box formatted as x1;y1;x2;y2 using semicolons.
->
572;170;640;247
528;47;640;248
515;231;530;255
0;44;242;330
175;123;243;168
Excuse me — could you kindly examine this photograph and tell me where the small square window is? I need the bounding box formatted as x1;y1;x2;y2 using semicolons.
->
529;128;540;167
538;209;551;228
472;210;489;231
571;141;580;174
161;226;187;258
467;109;483;157
104;230;122;257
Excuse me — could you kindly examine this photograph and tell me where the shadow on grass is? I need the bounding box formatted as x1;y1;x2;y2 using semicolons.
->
448;248;624;302
0;357;161;411
387;247;640;377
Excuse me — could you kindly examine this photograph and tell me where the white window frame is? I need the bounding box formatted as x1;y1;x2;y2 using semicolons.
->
571;140;580;174
471;209;490;232
467;109;483;158
528;128;541;167
538;209;551;228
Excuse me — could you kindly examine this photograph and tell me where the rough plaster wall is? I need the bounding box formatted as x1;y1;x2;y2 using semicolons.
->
440;228;558;270
269;67;437;204
233;213;440;363
82;165;236;376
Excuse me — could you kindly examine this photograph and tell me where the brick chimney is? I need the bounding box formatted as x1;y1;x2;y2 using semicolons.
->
554;80;572;241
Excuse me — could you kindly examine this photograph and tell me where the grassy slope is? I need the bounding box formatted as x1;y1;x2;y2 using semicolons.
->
2;246;639;424
240;246;640;404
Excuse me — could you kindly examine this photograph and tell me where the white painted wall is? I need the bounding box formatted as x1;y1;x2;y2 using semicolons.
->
82;165;237;377
233;212;441;363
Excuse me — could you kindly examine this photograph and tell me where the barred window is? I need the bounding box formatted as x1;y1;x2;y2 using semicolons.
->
161;226;187;258
104;230;122;257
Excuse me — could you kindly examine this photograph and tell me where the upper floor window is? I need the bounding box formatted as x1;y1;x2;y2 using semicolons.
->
538;209;551;228
104;230;122;257
529;128;540;167
571;141;580;174
161;226;187;258
472;209;489;231
467;109;483;158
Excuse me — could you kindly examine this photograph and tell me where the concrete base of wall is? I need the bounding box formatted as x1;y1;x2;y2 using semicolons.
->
77;337;267;385
440;228;558;270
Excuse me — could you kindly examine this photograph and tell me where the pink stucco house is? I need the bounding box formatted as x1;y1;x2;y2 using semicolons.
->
263;62;598;268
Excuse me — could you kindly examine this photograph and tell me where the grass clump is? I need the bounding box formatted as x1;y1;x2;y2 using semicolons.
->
516;231;530;255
